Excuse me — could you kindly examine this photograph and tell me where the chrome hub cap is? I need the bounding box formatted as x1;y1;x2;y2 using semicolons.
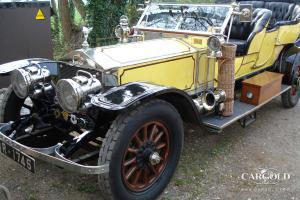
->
149;152;161;165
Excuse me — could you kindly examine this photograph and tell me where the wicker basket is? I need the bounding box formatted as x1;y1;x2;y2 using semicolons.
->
217;43;237;116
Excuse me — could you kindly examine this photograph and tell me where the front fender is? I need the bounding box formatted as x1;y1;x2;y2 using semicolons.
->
91;82;201;124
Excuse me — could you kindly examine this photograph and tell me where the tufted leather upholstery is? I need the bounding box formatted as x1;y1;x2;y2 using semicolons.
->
229;9;272;55
229;0;300;55
265;2;296;27
237;0;300;28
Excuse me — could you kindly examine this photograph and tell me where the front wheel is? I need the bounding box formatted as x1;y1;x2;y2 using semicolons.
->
98;99;183;200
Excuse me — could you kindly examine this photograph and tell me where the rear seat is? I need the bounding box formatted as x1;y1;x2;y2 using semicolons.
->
228;8;272;56
228;0;300;56
237;0;300;30
264;2;298;28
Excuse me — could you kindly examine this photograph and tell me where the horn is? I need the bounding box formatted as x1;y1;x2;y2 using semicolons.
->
193;89;226;113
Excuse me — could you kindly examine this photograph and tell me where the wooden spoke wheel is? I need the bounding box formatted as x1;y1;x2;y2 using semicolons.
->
98;99;183;200
290;65;300;97
282;64;300;108
122;121;170;192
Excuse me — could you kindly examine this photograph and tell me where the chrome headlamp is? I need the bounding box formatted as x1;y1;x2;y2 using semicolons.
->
56;70;101;113
11;65;50;99
207;35;224;58
208;36;222;51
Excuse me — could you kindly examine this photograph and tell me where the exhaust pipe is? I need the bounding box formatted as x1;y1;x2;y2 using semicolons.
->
193;89;226;114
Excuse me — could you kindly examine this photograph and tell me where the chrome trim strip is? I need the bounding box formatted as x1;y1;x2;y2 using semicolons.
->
0;125;109;174
134;27;213;37
32;144;59;155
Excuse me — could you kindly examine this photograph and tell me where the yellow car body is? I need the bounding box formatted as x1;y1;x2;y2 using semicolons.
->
105;2;300;96
0;2;300;199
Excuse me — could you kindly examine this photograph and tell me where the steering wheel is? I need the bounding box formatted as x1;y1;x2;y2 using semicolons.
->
179;12;214;31
180;15;214;31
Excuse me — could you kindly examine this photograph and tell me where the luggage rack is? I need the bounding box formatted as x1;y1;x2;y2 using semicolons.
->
202;84;291;132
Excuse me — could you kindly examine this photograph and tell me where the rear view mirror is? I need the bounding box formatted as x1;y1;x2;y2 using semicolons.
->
239;4;253;22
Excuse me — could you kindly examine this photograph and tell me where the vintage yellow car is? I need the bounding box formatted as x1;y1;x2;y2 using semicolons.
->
0;0;299;199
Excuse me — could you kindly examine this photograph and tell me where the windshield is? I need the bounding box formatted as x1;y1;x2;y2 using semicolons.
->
135;4;232;35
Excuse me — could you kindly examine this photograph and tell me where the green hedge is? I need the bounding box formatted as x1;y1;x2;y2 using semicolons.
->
87;0;127;46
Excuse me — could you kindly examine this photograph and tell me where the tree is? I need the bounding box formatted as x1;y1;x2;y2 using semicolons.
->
126;0;143;26
72;0;86;19
51;0;59;39
58;0;73;44
54;0;87;51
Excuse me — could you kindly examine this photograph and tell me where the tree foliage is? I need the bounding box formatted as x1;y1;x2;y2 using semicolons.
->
52;0;213;53
86;0;127;46
72;0;86;19
51;0;86;59
126;0;144;25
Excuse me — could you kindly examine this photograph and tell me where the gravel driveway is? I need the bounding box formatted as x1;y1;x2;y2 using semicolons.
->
0;97;299;200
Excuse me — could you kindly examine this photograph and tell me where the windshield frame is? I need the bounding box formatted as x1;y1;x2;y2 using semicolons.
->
134;3;233;37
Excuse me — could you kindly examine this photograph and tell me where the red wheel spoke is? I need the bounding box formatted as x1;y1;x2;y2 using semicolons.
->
149;124;157;141
143;126;148;142
125;166;137;180
133;169;142;185
156;143;166;150
154;131;164;143
123;157;136;167
149;165;158;176
292;87;297;96
127;147;139;154
133;135;143;147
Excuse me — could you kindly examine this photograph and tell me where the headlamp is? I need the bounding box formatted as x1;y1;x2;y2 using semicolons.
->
56;70;101;113
207;35;222;52
11;65;50;99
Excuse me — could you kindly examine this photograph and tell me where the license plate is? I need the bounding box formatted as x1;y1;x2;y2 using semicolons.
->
0;141;35;173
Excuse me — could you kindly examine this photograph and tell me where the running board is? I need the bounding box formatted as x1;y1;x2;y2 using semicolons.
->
202;85;291;132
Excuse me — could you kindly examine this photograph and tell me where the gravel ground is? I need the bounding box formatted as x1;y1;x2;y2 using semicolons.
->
0;97;299;200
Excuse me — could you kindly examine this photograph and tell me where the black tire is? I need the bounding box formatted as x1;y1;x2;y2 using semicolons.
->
281;89;299;108
279;47;300;108
0;86;25;123
281;63;300;108
98;99;183;200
